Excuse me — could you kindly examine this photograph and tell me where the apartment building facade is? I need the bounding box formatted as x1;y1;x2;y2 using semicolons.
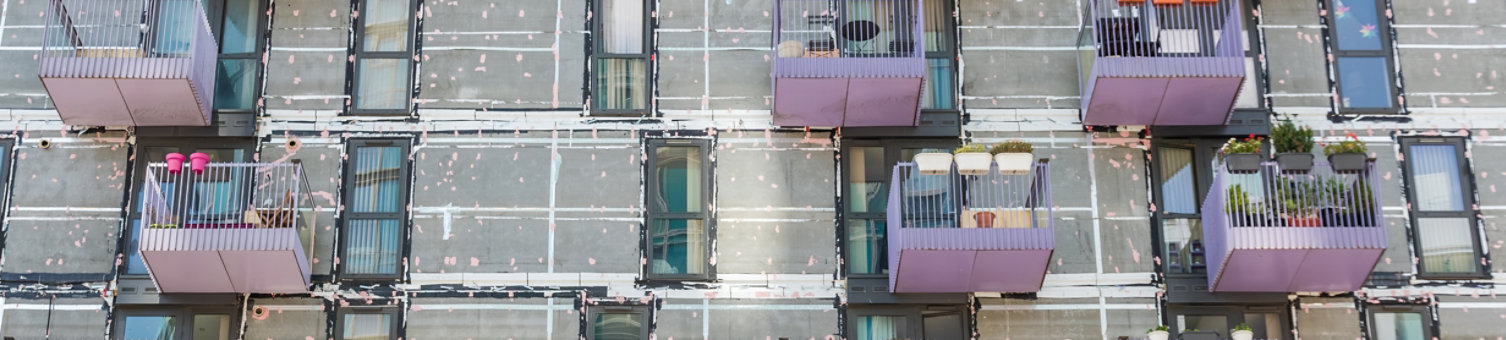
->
0;0;1501;339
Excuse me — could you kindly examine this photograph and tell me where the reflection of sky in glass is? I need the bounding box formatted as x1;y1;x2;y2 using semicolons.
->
122;316;176;340
1338;57;1392;109
1333;0;1382;51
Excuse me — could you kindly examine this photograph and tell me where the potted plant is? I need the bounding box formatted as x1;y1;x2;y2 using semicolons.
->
1324;133;1369;173
914;151;954;175
1146;325;1170;340
1225;184;1262;227
1231;324;1253;340
953;143;992;175
1277;179;1322;227
1271;120;1315;173
1328;179;1378;227
1221;135;1263;173
990;140;1035;175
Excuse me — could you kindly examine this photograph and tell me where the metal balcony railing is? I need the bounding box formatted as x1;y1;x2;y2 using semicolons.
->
138;162;315;293
39;0;218;126
885;161;1055;293
773;0;925;78
1201;161;1387;292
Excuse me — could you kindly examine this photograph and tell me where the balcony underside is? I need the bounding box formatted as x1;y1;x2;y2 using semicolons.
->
42;75;209;126
1209;227;1386;293
1082;58;1245;126
773;77;923;127
890;228;1054;293
141;228;310;294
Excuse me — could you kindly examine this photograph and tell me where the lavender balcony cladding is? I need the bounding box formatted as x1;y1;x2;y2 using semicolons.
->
139;162;315;294
1079;0;1246;126
39;0;217;126
886;162;1054;293
1201;161;1386;292
772;0;925;127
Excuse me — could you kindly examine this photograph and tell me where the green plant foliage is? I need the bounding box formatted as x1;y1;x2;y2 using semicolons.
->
989;140;1034;155
1232;324;1252;332
1323;133;1368;156
1221;135;1263;155
1147;325;1171;333
1271;120;1315;153
953;143;988;154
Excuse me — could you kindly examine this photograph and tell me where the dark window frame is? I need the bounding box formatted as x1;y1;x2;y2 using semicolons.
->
1365;304;1437;340
845;305;968;340
0;140;15;227
336;306;401;340
839;139;959;278
204;0;269;113
337;138;413;281
642;138;715;281
586;305;651;340
112;306;238;340
1149;138;1265;277
349;0;419;115
121;140;256;277
1397;136;1488;279
589;0;654;117
1238;0;1266;110
921;0;958;112
1322;0;1402;114
1163;304;1292;340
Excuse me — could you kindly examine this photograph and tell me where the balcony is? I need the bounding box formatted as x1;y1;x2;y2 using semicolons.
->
772;0;925;127
1201;161;1386;292
886;161;1054;293
39;0;217;126
1077;0;1246;126
139;162;314;293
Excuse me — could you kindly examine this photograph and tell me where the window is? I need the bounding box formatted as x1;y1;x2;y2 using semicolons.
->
591;0;651;115
340;139;411;278
847;306;965;340
351;0;416;113
1399;137;1485;278
1367;305;1434;340
1150;139;1232;275
842;140;957;276
1325;0;1398;112
1235;0;1263;109
209;0;266;111
125;143;253;275
644;139;712;280
921;0;955;110
1165;306;1290;340
113;308;233;340
338;308;398;340
587;307;648;340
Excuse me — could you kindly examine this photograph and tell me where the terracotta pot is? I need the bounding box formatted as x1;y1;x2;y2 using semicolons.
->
954;152;992;175
1286;215;1322;227
165;153;186;174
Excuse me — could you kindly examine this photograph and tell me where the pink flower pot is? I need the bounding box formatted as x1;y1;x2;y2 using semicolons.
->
164;153;186;174
189;152;211;175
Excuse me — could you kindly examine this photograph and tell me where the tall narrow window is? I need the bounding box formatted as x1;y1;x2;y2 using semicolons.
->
588;308;648;340
1367;306;1433;340
921;0;955;110
841;141;956;276
351;0;416;113
592;0;650;115
340;139;411;278
1399;137;1484;278
212;0;265;111
644;139;712;280
338;308;398;340
1326;0;1398;112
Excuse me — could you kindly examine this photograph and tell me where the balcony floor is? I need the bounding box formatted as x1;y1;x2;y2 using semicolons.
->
142;249;310;293
773;77;922;127
42;77;209;126
1212;248;1383;292
1083;75;1244;126
890;227;1054;293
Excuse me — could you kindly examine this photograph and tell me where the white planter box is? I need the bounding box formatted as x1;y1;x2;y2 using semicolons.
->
1231;330;1253;340
954;152;992;175
913;153;953;175
1147;331;1169;340
994;153;1034;175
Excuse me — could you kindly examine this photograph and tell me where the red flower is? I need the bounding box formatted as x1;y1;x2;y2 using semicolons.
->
1346;132;1358;140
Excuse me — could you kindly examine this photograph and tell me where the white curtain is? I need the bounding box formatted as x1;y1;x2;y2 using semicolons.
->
603;0;643;54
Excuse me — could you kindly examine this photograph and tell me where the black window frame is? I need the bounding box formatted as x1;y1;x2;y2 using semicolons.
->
348;0;419;115
839;139;959;278
1163;305;1292;340
111;306;238;340
921;0;958;112
585;305;651;340
845;305;967;340
1237;0;1266;110
1397;136;1488;279
1321;0;1402;115
1149;138;1262;277
204;0;269;113
121;140;256;277
642;138;715;281
337;138;413;281
1364;304;1437;340
589;0;654;117
336;306;401;340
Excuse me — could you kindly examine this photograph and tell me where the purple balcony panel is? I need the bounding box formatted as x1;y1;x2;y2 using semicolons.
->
138;162;316;293
39;0;217;126
1079;0;1246;126
1201;161;1386;292
887;162;1055;293
771;0;925;127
